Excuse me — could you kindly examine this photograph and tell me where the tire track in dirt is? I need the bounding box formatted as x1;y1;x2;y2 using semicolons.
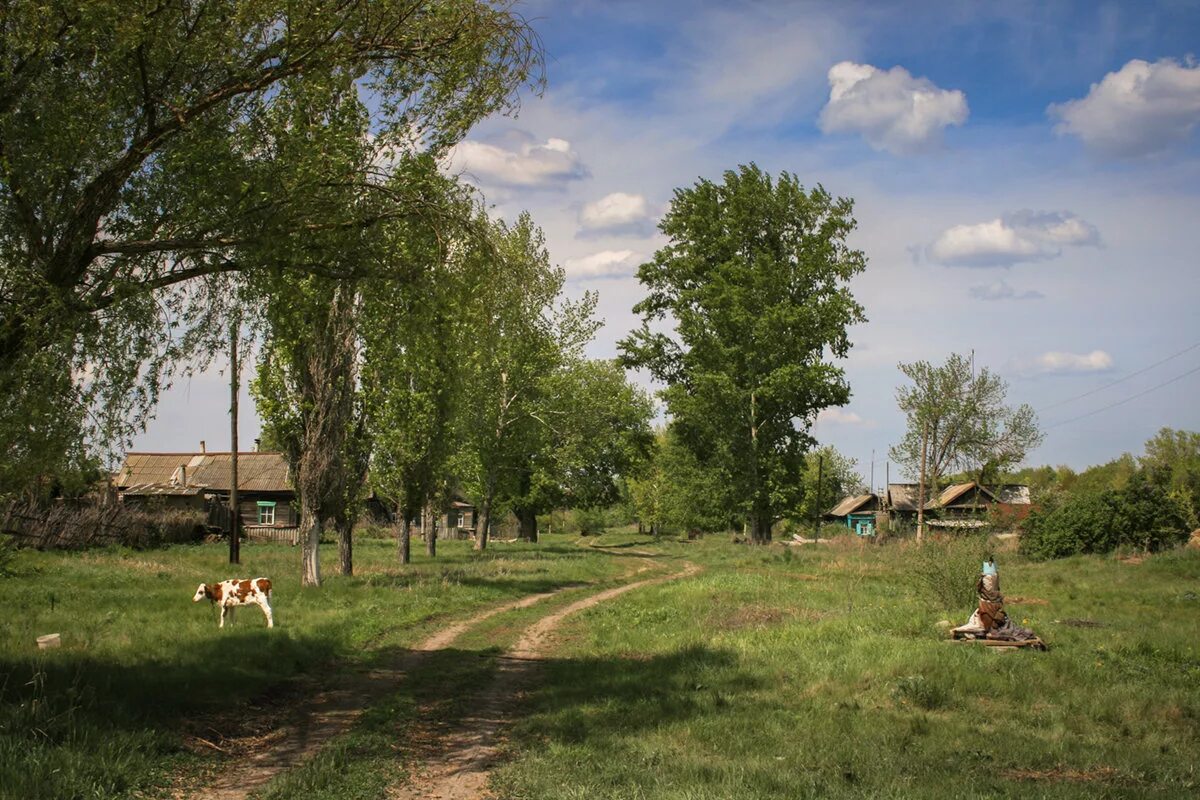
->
389;560;701;800
178;560;655;800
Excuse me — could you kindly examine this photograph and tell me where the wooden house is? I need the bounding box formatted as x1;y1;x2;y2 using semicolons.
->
116;450;299;543
884;481;1031;525
825;494;882;536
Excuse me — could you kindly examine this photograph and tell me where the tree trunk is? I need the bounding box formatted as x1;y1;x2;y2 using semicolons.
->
398;504;411;565
423;500;436;557
475;497;491;551
516;507;537;543
300;501;322;587
750;495;773;544
337;515;353;576
229;319;240;565
638;520;645;536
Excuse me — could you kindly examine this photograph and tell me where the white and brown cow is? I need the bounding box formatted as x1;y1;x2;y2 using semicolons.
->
193;578;274;628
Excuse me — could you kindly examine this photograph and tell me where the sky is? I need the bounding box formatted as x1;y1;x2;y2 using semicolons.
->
133;0;1200;488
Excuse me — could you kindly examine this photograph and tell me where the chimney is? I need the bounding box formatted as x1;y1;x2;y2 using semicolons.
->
199;440;206;453
254;438;261;452
180;464;187;486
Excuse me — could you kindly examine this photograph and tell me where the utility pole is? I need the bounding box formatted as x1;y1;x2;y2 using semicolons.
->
916;420;928;544
229;317;241;565
870;449;875;495
812;453;824;540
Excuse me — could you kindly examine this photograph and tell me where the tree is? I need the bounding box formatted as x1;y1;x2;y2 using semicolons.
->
620;164;867;544
796;446;865;522
458;213;597;550
362;171;478;564
890;353;1043;539
510;358;655;540
1140;428;1200;528
0;0;542;500
628;427;733;536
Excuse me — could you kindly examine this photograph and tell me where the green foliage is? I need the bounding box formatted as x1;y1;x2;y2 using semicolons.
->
891;353;1043;497
0;0;542;500
795;445;865;521
906;533;992;611
1141;427;1200;528
627;428;733;535
620;164;867;542
1021;468;1191;559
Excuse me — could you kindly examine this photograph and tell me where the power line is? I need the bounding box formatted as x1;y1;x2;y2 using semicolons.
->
1038;341;1200;413
1045;362;1200;431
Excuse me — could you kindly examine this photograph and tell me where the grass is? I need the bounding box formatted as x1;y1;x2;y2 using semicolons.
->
0;536;623;800
3;530;1198;799
491;532;1200;799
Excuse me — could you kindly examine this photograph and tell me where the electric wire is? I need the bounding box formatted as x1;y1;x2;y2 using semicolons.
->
1045;362;1200;431
1038;340;1200;413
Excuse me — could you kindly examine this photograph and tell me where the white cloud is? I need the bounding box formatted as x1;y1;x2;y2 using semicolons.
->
819;61;968;154
816;408;866;425
563;249;643;280
579;192;655;235
1049;57;1200;158
1033;350;1114;374
444;133;588;188
928;210;1100;267
969;279;1044;301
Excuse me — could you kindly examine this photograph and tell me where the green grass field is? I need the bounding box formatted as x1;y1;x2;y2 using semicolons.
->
1;531;1197;799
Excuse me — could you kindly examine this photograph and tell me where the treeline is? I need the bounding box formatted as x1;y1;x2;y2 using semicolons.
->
1006;428;1198;559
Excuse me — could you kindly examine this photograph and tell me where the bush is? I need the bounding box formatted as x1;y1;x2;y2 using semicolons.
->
1020;469;1189;560
907;533;991;612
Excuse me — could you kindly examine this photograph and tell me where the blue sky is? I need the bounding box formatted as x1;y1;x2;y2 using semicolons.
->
135;0;1200;486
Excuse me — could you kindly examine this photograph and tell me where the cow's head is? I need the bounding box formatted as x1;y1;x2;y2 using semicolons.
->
192;583;211;603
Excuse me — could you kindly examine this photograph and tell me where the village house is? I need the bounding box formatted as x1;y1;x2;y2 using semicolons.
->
115;446;299;542
116;446;486;542
826;482;1032;530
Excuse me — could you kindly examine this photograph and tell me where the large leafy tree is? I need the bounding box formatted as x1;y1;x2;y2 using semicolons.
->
510;358;655;540
362;171;478;564
620;164;867;544
890;352;1043;538
0;0;541;499
458;213;597;550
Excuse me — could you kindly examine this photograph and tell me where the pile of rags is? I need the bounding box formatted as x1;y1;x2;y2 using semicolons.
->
952;559;1042;644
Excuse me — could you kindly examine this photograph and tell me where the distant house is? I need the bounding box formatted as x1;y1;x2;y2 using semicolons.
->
884;481;1031;524
116;450;299;543
825;493;881;536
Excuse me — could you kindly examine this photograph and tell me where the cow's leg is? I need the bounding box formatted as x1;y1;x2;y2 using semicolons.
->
259;598;274;628
219;605;227;629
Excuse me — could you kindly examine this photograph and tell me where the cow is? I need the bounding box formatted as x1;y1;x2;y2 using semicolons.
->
193;578;274;628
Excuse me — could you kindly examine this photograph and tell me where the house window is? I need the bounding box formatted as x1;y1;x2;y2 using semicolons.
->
257;501;276;525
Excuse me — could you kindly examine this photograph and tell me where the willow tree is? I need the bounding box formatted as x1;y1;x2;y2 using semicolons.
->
620;164;867;544
0;0;542;499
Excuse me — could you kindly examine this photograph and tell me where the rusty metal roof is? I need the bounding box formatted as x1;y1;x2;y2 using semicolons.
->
117;452;292;493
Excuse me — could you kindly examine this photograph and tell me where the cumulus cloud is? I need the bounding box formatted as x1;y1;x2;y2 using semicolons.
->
578;192;655;236
445;133;588;189
819;61;968;154
563;250;643;280
1032;350;1114;374
1049;57;1200;158
816;408;866;425
969;279;1044;301
928;210;1100;267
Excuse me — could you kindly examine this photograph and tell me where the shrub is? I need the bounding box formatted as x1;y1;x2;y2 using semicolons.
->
1020;469;1189;560
907;533;991;612
0;501;207;550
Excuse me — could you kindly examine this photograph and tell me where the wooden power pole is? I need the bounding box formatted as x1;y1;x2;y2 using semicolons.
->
916;420;928;543
229;318;241;565
812;453;824;539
